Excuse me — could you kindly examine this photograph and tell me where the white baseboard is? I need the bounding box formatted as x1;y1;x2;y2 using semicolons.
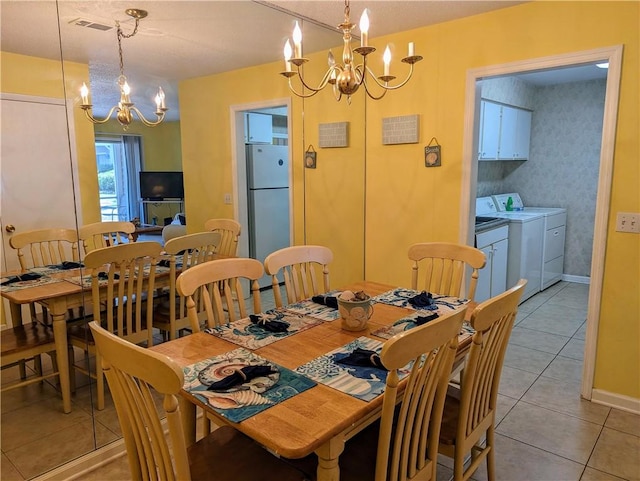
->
32;438;127;481
562;274;590;284
591;388;640;415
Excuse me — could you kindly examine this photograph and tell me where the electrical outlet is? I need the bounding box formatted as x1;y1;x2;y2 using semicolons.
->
616;212;640;233
224;193;232;205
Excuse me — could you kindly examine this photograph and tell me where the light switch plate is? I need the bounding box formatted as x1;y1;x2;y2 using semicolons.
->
616;212;640;233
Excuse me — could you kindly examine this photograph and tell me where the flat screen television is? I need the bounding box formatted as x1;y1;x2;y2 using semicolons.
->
139;171;184;200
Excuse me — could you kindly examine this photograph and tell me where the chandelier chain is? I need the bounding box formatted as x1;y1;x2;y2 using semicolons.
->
79;9;167;128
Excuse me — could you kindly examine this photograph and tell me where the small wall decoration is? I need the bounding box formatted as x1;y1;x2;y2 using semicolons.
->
319;122;349;148
382;114;419;145
304;145;317;169
424;137;442;167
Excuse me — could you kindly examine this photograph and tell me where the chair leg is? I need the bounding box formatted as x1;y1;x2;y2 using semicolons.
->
68;345;76;393
18;360;27;379
454;448;465;481
96;351;105;410
34;354;43;378
486;426;496;481
202;411;212;435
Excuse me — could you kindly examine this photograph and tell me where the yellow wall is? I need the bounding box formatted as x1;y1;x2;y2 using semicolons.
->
179;2;639;399
1;51;100;225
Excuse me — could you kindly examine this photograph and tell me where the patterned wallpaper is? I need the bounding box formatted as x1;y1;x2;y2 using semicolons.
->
478;77;606;278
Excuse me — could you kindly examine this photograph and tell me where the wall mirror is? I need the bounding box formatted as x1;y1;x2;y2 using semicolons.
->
0;1;363;478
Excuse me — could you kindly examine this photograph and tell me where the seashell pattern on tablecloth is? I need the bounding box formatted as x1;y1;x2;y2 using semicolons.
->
197;389;273;410
197;357;279;394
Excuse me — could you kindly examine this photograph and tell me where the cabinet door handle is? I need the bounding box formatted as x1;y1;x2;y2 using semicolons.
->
553;230;560;236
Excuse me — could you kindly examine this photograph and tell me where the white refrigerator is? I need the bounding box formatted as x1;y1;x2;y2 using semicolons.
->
246;144;290;287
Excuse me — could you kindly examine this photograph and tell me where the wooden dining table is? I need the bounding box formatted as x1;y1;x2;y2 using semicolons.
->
150;280;474;481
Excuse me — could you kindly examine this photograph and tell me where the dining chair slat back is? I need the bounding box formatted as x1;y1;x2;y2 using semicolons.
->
438;279;527;481
78;221;136;255
203;218;241;257
153;232;221;339
176;258;263;331
376;307;466;481
89;321;311;481
8;227;80;326
9;228;79;270
67;241;162;410
408;242;486;301
264;245;333;307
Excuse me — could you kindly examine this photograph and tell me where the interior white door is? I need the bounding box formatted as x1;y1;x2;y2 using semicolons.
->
1;95;80;325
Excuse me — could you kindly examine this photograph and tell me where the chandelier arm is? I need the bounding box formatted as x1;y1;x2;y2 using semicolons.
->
81;106;120;124
129;106;166;127
360;77;389;101
364;63;417;91
295;66;336;93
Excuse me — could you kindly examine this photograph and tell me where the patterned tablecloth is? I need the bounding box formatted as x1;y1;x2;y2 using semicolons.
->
183;347;316;423
295;336;412;402
204;308;325;350
372;287;469;311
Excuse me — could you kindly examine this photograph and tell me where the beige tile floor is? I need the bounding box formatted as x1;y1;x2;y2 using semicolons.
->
2;282;639;480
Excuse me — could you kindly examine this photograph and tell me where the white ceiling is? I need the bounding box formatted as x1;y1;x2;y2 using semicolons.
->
1;1;607;121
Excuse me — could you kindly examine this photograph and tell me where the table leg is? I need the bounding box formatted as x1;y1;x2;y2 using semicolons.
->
179;396;196;447
9;301;23;327
315;437;345;481
51;306;72;413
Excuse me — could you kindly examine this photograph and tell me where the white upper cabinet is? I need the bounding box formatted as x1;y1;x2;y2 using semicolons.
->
244;112;273;144
478;100;532;161
478;100;501;160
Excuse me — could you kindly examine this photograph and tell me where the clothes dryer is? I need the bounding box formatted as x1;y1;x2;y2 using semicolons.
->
493;193;567;290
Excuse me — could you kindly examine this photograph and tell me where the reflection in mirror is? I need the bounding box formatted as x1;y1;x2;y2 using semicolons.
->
1;1;364;478
0;1;92;477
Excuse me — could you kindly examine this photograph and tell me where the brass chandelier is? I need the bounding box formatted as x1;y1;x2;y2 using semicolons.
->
79;8;167;128
280;0;422;102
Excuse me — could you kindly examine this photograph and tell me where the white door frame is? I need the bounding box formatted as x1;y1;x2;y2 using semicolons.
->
458;45;623;401
229;98;292;260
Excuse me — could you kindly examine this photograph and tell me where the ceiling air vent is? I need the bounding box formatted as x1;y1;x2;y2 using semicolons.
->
69;18;113;31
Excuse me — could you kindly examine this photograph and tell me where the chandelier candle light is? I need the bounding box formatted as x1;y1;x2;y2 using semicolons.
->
79;8;167;128
280;0;422;102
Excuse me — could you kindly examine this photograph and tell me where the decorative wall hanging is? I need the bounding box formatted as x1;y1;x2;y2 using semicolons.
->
382;114;419;145
424;137;442;167
305;145;317;169
319;122;349;148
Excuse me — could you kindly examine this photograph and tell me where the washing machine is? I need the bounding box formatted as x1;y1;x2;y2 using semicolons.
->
477;196;545;302
493;194;567;290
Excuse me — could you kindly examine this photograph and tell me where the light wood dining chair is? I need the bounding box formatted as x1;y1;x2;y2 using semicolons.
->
9;228;79;270
88;321;311;481
176;257;263;331
78;221;135;255
8;227;81;331
438;279;527;481
203;218;241;256
408;242;486;301
153;231;221;340
263;245;333;307
291;307;466;481
67;241;162;410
